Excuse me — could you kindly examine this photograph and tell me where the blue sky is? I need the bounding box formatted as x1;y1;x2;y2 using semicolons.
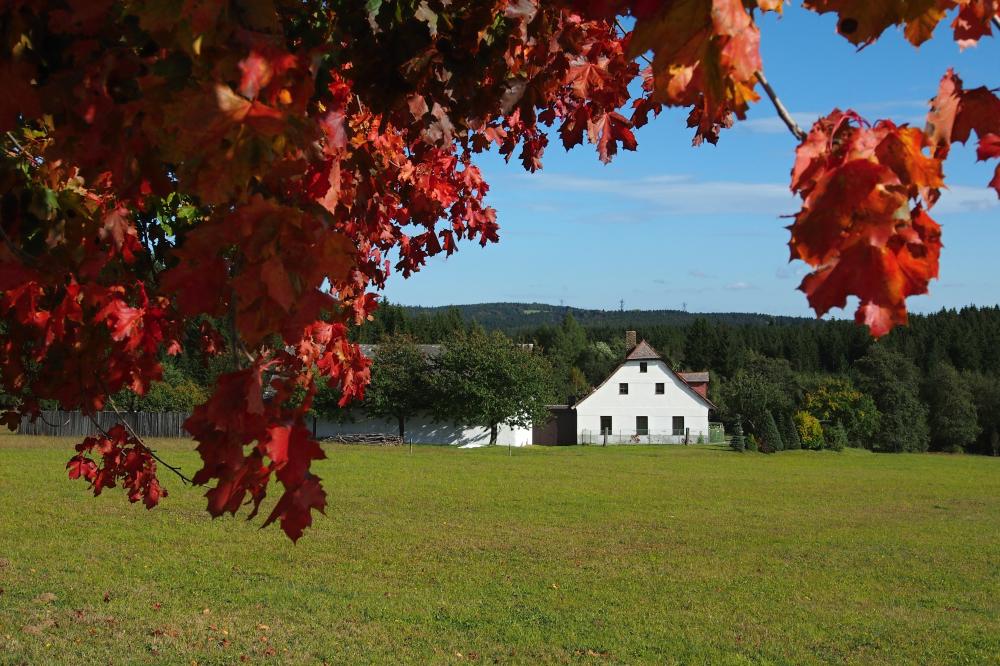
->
382;7;999;316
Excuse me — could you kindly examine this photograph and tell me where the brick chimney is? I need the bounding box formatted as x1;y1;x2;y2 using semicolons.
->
625;330;637;351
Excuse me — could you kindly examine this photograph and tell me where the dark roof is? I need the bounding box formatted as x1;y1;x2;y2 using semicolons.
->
358;343;534;358
626;340;661;361
678;371;710;383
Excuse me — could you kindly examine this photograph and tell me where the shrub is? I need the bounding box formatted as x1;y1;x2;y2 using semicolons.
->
794;411;825;450
803;377;879;449
825;422;849;451
730;417;745;452
746;433;759;452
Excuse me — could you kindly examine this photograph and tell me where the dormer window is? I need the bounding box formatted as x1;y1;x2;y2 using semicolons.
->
619;383;628;395
639;361;647;373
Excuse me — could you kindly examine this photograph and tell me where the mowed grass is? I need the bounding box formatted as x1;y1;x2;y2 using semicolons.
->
0;437;998;665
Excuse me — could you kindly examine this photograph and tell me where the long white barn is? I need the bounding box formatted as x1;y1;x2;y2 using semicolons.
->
571;339;713;445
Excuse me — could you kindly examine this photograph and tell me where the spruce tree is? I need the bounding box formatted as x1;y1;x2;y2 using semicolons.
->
760;411;784;453
780;412;802;450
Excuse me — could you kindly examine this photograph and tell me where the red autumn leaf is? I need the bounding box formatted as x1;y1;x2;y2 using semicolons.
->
789;111;944;337
262;475;327;543
803;0;996;47
926;69;1000;197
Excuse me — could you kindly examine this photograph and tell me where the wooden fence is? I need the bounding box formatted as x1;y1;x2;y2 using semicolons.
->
16;411;191;438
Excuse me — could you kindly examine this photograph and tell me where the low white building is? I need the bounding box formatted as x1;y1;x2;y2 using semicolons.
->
572;339;713;445
314;413;531;448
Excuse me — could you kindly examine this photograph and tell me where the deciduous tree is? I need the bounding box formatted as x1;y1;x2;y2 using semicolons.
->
364;336;432;441
432;330;553;445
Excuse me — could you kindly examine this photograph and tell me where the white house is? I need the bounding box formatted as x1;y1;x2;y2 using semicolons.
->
571;338;714;445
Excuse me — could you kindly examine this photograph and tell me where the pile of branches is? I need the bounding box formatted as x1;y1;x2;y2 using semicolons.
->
321;434;404;447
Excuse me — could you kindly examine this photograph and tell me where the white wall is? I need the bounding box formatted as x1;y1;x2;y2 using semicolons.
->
315;412;531;447
574;360;710;444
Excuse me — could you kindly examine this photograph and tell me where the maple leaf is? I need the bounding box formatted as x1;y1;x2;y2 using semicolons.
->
803;0;996;47
587;111;638;163
624;0;772;144
926;69;1000;197
262;475;327;543
789;111;944;336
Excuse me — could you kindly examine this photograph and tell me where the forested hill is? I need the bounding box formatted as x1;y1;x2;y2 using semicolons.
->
397;302;806;332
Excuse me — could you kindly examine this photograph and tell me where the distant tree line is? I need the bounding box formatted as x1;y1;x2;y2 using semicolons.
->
356;302;1000;455
11;301;996;455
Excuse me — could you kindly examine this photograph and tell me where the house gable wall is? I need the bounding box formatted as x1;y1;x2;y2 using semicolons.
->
575;360;709;442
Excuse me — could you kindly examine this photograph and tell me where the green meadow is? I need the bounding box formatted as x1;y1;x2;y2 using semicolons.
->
0;436;998;664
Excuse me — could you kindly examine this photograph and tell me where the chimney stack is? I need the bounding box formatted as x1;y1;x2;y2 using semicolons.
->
625;330;637;351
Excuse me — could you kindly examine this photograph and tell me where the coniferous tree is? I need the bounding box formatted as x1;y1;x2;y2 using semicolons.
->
780;412;802;450
760;411;784;453
923;362;980;453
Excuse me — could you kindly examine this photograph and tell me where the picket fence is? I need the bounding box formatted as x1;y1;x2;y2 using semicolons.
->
16;410;191;438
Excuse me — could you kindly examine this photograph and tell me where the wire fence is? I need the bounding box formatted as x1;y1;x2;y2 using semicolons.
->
15;410;190;438
579;429;711;446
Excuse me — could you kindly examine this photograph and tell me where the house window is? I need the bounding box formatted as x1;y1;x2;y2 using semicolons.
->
672;416;685;436
636;416;649;436
619;383;628;395
655;382;665;395
640;361;647;373
600;415;612;435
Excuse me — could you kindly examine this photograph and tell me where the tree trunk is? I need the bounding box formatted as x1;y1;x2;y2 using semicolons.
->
398;415;405;442
489;423;498;445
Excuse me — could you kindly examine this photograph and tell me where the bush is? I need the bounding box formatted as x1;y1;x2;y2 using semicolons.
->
794;411;825;450
730;417;745;452
825;422;849;451
802;377;879;449
759;411;783;453
746;433;759;452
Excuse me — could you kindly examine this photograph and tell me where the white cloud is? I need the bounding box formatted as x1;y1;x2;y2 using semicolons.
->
725;281;757;291
934;186;1000;215
523;172;797;216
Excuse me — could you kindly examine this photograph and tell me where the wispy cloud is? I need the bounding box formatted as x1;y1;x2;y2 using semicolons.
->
935;186;1000;215
738;103;928;135
738;112;822;135
725;281;757;291
522;172;796;216
519;172;998;218
689;269;716;279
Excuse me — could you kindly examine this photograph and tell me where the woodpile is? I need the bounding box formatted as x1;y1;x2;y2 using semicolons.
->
321;434;404;446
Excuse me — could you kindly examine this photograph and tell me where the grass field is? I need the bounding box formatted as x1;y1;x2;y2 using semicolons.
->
0;436;998;665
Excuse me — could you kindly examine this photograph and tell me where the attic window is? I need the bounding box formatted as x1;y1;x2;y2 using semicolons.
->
655;383;664;394
619;383;628;395
639;362;647;373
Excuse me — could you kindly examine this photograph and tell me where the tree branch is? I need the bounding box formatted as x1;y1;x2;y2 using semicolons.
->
755;71;807;141
101;397;193;485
